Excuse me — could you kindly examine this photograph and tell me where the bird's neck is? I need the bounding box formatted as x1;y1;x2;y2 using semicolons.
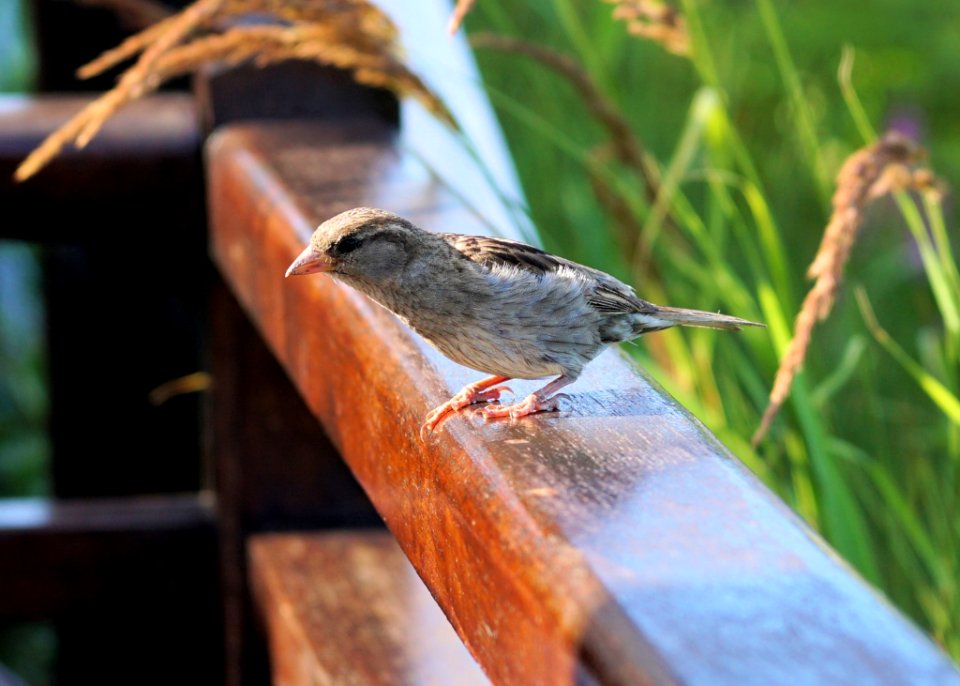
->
332;245;476;327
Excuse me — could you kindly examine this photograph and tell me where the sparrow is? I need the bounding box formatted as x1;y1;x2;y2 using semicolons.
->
286;207;762;436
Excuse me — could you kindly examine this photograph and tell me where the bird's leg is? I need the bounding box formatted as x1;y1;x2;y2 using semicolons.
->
481;374;575;420
421;375;513;436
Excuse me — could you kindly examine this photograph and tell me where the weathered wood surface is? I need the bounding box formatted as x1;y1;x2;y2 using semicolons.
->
207;120;960;685
249;531;489;686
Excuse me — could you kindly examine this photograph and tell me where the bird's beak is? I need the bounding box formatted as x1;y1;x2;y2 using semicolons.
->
285;244;333;278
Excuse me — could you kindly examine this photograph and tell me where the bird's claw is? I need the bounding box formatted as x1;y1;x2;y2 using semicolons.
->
420;405;453;439
476;385;513;403
420;384;515;439
420;419;441;442
481;393;561;420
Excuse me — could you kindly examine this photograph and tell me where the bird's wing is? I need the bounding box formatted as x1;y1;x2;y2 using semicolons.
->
587;283;653;313
442;233;565;275
441;233;654;315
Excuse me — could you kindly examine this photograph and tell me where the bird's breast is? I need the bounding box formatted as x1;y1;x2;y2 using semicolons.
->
380;266;607;378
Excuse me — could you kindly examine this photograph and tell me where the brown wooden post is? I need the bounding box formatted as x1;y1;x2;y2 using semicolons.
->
0;92;221;686
21;3;208;500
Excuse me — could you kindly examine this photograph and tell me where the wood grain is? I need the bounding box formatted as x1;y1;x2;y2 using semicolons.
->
249;531;489;686
208;121;960;685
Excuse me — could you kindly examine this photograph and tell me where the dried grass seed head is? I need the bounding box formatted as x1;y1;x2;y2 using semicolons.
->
754;131;943;445
16;0;453;181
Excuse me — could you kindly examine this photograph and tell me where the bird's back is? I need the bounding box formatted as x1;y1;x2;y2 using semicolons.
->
385;233;657;378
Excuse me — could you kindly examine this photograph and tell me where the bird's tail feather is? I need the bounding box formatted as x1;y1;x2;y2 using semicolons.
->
652;306;764;331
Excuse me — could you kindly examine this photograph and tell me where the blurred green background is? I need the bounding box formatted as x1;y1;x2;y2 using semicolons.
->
1;0;45;500
465;0;960;658
0;2;55;684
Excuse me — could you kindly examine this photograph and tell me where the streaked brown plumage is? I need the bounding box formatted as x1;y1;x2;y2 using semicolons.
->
286;207;762;437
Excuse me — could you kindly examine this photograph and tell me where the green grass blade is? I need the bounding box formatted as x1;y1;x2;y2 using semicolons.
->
811;336;868;407
895;193;960;336
637;87;719;262
838;46;877;144
754;0;830;204
857;288;960;424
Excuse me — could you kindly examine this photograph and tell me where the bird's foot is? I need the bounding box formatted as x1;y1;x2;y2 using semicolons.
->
420;384;513;438
481;393;561;420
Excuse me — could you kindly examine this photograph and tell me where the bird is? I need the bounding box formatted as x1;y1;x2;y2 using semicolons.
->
285;207;763;437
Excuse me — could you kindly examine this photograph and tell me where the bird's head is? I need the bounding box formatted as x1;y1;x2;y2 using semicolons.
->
285;207;421;283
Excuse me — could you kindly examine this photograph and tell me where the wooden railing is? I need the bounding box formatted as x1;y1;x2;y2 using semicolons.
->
1;2;959;685
204;112;960;686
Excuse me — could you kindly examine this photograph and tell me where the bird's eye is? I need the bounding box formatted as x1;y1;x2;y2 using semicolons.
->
333;235;364;255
